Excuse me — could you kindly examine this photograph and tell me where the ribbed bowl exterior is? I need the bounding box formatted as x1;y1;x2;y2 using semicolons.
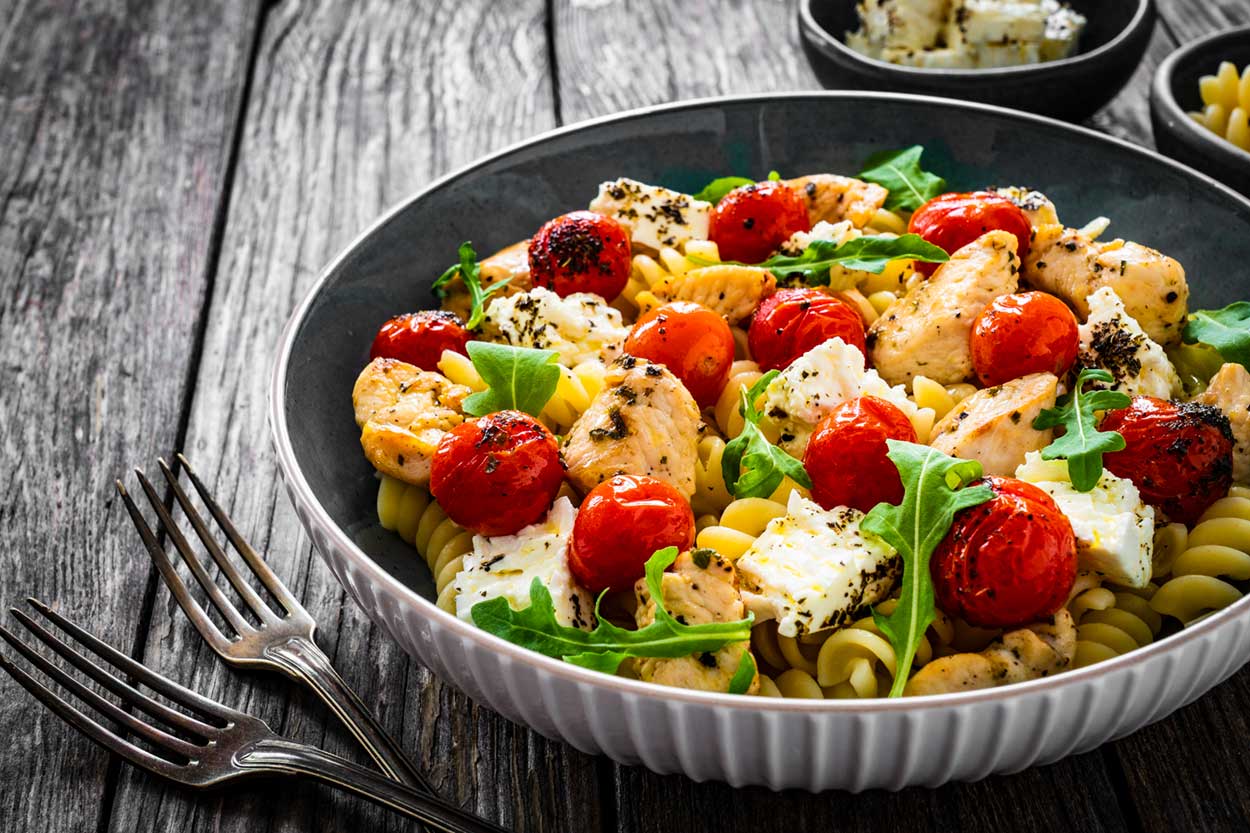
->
279;466;1250;791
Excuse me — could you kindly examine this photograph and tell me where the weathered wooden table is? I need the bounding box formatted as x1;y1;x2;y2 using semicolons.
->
4;1;1250;830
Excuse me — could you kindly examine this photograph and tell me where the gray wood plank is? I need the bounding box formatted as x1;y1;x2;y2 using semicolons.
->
0;1;262;831
102;2;599;831
1087;21;1179;147
1157;0;1250;46
553;1;1134;830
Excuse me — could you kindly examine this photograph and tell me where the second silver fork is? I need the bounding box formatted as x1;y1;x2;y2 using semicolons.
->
116;454;429;792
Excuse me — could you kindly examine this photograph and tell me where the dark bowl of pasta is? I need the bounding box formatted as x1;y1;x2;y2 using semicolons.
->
271;91;1250;791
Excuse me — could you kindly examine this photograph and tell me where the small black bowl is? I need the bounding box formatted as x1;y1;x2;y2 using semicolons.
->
798;0;1155;123
1151;25;1250;197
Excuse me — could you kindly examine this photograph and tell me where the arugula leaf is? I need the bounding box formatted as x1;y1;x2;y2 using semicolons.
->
461;341;561;418
857;146;947;213
757;234;948;286
720;371;812;499
470;547;754;675
1032;368;1131;492
692;176;755;204
1184;302;1250;368
429;241;511;329
728;651;757;695
862;441;994;698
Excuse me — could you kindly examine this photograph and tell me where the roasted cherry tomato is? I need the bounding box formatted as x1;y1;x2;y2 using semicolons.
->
369;310;469;371
908;191;1032;276
747;288;866;371
623;301;734;407
803;396;917;513
709;181;811;264
1100;396;1233;524
931;477;1076;629
528;210;632;299
430;410;564;537
568;475;696;593
969;292;1080;386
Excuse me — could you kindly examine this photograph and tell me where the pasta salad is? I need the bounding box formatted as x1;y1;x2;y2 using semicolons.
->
352;146;1250;698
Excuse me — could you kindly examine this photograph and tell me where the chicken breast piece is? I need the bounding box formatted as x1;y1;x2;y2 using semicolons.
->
990;186;1060;227
1197;363;1250;484
640;264;776;325
563;356;701;499
440;240;532;322
352;358;470;486
1023;224;1188;346
929;372;1058;477
784;174;889;229
904;609;1075;696
868;230;1020;387
633;549;759;694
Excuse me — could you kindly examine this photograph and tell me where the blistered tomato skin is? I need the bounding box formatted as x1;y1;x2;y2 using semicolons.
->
1101;396;1234;525
803;396;917;513
931;477;1077;630
747;288;867;371
909;191;1032;277
528;210;632;299
369;311;469;371
709;181;811;264
568;475;696;593
970;292;1080;386
430;410;564;537
623;302;735;407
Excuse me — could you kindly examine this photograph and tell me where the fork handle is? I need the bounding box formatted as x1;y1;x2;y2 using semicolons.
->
236;737;507;833
264;636;430;792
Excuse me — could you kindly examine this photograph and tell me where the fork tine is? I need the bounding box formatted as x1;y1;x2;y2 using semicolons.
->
0;651;185;781
0;624;204;760
132;468;253;636
177;453;301;615
25;598;234;722
10;605;216;739
156;458;276;624
116;481;232;649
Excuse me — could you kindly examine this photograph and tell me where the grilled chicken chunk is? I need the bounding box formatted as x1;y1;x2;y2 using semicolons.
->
352;358;470;486
563;356;701;499
784;174;889;229
440;240;532;322
904;609;1076;695
929;372;1058;477
633;549;759;694
641;264;776;325
990;186;1060;227
1197;363;1250;484
1022;225;1188;346
868;230;1020;386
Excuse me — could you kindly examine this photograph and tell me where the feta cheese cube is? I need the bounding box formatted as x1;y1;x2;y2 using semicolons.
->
453;498;593;629
761;337;922;455
1016;451;1155;588
482;286;628;367
1077;286;1181;400
589;178;711;253
737;492;900;637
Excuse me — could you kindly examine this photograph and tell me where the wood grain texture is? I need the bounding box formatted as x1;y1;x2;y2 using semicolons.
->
0;1;261;831
553;0;819;123
1087;21;1178;146
101;1;597;831
1156;0;1250;46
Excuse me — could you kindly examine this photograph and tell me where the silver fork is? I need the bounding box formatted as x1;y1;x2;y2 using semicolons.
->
0;600;503;833
114;454;427;791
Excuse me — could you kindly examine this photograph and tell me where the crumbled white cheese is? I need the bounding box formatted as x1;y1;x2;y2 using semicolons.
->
1016;451;1155;588
453;498;593;629
737;492;900;637
761;337;922;456
780;220;859;256
847;0;1084;69
1078;286;1181;400
481;286;628;367
589;178;711;253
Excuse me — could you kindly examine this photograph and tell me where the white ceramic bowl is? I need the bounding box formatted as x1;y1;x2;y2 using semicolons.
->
269;92;1250;791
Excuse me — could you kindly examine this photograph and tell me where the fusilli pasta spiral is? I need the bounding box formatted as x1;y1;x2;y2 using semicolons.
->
439;349;606;435
1151;489;1250;627
376;474;472;613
